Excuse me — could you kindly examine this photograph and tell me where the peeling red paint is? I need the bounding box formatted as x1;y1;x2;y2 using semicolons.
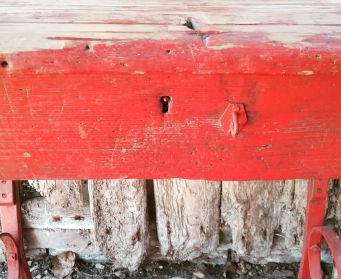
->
0;36;340;180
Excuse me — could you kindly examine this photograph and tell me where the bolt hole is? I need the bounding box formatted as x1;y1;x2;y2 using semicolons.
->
165;49;172;54
1;61;9;68
160;96;171;113
2;193;7;199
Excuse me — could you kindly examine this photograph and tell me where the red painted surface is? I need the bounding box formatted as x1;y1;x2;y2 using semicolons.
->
307;226;341;279
298;179;329;279
0;36;340;180
0;34;340;278
0;181;31;279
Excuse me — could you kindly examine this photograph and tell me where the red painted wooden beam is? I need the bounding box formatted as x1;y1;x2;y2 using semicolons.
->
0;36;340;180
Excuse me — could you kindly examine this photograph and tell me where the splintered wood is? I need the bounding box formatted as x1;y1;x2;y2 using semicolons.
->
14;178;335;269
88;179;149;271
221;180;307;262
29;180;84;210
154;179;221;260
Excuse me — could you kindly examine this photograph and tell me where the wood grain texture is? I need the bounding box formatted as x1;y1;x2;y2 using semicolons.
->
28;180;85;210
21;197;92;230
24;228;95;252
0;1;340;181
221;180;307;262
88;179;149;271
0;0;340;52
0;34;340;180
154;179;221;260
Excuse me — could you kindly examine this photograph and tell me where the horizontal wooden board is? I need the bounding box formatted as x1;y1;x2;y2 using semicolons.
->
0;39;340;180
0;0;340;180
0;0;340;52
21;197;92;230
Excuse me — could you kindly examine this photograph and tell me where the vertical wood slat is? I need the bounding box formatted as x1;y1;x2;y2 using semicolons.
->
88;179;149;271
154;179;221;260
221;180;307;261
28;180;84;210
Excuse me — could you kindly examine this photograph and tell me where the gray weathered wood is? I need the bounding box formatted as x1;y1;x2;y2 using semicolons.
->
221;180;307;262
24;228;95;252
28;180;85;210
21;197;92;230
154;179;221;260
88;179;149;271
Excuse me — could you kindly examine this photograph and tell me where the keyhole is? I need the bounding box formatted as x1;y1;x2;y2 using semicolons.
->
160;96;171;113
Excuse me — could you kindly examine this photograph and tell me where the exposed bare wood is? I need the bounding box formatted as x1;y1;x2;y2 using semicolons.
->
21;197;92;230
221;180;307;263
154;179;221;260
24;228;95;252
326;180;341;233
88;179;149;271
28;180;85;210
0;0;340;52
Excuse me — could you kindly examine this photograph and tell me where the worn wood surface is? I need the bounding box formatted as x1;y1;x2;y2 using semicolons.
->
28;180;85;209
0;0;340;53
221;180;307;263
21;196;92;230
0;47;340;180
0;2;340;181
24;228;94;252
88;179;149;271
0;179;337;266
154;179;221;260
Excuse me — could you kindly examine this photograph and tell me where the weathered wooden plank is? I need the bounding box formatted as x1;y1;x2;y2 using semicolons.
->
221;180;307;262
0;0;340;53
0;41;340;180
88;179;149;271
28;180;85;210
21;197;92;230
154;179;221;260
24;228;95;252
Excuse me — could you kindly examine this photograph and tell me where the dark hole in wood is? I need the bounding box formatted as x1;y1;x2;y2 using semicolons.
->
160;96;171;113
85;44;91;51
165;49;172;54
1;61;9;68
183;18;195;30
